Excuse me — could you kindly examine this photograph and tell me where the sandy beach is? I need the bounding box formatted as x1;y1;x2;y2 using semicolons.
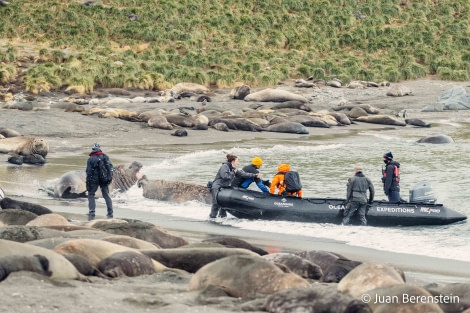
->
1;79;470;313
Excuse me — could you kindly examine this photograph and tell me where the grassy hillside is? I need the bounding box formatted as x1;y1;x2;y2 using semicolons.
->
1;0;470;94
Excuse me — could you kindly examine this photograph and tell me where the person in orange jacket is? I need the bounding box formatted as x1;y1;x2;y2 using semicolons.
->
269;163;302;197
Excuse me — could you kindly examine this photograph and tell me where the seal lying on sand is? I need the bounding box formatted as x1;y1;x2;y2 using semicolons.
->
244;88;309;103
137;175;211;204
0;197;53;215
0;136;49;157
51;161;143;198
417;134;454;144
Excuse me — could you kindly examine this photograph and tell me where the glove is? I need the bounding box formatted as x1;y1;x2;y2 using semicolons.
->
262;180;271;187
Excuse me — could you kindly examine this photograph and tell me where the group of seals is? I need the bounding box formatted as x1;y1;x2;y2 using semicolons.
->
51;161;143;198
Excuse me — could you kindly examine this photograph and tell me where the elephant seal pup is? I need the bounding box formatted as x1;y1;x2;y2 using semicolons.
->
405;118;431;127
171;129;188;137
0;197;53;215
189;255;311;298
355;115;406;126
417;134;454;144
97;251;157;277
264;122;309;134
262;253;323;279
0;239;87;281
337;263;405;297
266;285;371;313
137;175;212;204
244;88;309;103
142;247;257;273
0;254;52;281
0;136;49;157
271;101;312;112
0;127;21;138
286;115;331;128
212;122;229;132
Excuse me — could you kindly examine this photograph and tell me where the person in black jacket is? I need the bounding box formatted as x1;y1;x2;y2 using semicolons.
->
209;153;258;218
382;151;401;202
231;156;269;193
343;164;374;226
86;143;113;220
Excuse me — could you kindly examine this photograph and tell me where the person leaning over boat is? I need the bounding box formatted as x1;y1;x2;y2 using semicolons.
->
209;153;259;218
269;163;303;198
382;151;401;202
342;164;375;226
231;156;270;193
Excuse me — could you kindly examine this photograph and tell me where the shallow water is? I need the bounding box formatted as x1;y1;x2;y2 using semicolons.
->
1;114;469;263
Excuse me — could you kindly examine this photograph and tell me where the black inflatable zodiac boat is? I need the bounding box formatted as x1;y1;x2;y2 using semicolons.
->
216;182;467;227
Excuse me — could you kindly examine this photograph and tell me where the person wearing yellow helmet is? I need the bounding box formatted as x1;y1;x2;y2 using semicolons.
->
231;156;270;193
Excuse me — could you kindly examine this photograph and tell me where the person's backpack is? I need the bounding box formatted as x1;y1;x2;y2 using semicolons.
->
98;155;114;185
284;171;302;192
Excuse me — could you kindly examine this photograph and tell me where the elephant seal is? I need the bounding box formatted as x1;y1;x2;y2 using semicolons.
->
320;258;362;283
262;253;323;279
148;115;173;129
337;263;405;297
142;247;258;273
89;219;189;248
0;127;21;138
244;88;309;103
0;209;38;226
164;113;195;127
137;175;211;204
208;118;263;132
201;236;268;255
0;239;87;281
230;85;250;100
266;285;371;313
8;153;47;165
0;225;72;242
417;134;454;144
386;84;412;96
0;136;49;157
211;122;229;132
62;253;106;278
97;251;157;277
271;101;312;112
426;282;470;313
170;82;209;95
0;254;52;281
264;122;309;134
286;115;331;128
26;213;71;227
51;161;142;198
0;197;53;215
405;118;431;127
189;255;311;298
355;115;406;126
101;234;161;249
369;285;444;313
295;250;347;273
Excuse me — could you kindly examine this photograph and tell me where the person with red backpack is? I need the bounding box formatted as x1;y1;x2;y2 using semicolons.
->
382;151;401;202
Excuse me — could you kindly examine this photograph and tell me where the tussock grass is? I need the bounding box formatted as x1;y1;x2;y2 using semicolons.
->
1;0;470;93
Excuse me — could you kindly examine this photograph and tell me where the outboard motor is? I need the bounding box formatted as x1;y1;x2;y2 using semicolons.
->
409;182;437;204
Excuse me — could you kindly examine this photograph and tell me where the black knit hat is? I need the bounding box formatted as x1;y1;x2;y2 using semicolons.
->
383;151;393;160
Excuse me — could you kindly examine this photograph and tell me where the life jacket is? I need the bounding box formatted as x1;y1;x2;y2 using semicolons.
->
382;163;400;183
